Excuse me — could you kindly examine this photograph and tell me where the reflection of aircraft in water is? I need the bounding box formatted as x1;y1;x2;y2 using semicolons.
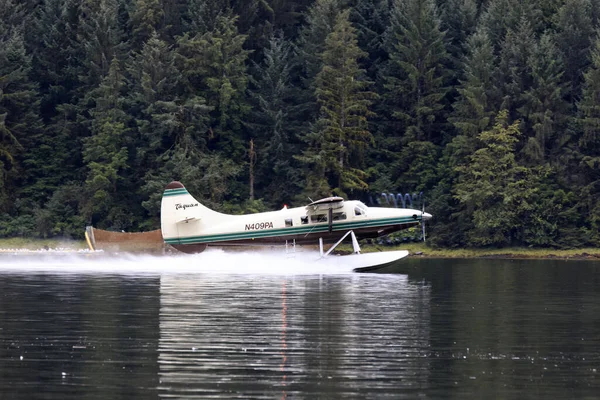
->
160;181;432;271
157;274;431;397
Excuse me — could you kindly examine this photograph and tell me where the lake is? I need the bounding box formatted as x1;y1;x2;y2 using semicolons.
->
0;252;599;399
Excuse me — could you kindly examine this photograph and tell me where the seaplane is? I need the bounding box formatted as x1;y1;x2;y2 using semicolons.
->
161;181;432;271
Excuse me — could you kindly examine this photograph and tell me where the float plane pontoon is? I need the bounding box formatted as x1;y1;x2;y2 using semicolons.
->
161;181;432;271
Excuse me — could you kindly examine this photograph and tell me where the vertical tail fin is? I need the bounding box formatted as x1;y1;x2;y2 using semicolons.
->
160;181;221;246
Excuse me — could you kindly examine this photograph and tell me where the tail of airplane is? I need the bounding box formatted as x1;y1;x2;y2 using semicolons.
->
161;181;223;249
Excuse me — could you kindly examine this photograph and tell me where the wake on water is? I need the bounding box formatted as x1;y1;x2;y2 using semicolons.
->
0;248;374;276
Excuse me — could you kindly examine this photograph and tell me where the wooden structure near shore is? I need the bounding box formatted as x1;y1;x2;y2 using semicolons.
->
85;226;167;253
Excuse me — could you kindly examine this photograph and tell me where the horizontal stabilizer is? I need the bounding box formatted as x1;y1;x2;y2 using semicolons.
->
176;216;199;224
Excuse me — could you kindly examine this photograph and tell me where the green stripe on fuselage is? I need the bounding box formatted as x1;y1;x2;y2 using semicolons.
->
164;216;420;245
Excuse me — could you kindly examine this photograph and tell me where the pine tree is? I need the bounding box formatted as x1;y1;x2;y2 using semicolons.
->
454;110;528;246
383;0;451;145
479;0;543;50
520;33;570;164
129;0;164;50
351;0;392;79
33;0;82;122
77;0;125;93
0;30;42;212
295;0;344;135
82;57;129;228
298;9;376;196
438;0;478;62
576;35;600;244
184;0;228;35
498;16;536;118
176;14;251;159
248;33;300;206
25;0;87;206
556;0;594;104
297;0;344;82
450;28;500;139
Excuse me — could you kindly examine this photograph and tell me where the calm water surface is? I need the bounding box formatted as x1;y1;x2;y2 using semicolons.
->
0;253;599;399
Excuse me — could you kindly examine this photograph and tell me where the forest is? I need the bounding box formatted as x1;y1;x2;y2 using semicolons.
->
0;0;599;248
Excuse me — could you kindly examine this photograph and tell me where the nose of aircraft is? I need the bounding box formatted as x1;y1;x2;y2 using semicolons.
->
422;212;433;221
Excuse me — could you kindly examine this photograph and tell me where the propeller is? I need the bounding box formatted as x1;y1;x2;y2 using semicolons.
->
328;207;333;233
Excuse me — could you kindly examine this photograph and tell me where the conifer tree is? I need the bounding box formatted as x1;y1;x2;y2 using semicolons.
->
0;30;42;211
520;33;570;164
297;0;343;82
438;0;478;62
82;57;129;228
576;35;600;244
450;28;500;139
379;0;450;194
498;16;536;117
248;33;300;206
298;9;376;196
127;32;212;219
479;0;543;50
383;0;450;145
26;0;88;206
130;0;164;50
556;0;594;104
454;110;528;246
176;14;250;159
184;0;227;35
77;0;125;93
295;0;344;134
351;0;392;79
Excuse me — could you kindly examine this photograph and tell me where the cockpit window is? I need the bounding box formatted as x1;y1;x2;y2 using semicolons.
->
354;202;368;216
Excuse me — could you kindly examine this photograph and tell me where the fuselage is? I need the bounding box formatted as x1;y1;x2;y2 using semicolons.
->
161;182;432;254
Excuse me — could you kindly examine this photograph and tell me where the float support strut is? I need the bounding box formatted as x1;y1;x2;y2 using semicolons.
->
321;230;361;258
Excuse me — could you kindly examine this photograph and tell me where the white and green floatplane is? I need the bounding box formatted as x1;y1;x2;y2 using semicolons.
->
161;181;432;271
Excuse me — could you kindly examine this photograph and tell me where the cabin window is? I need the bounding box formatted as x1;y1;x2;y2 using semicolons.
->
332;212;347;221
354;206;364;216
301;216;309;224
310;214;328;223
285;218;293;227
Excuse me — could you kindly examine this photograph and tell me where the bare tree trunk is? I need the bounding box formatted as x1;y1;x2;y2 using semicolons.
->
249;139;256;200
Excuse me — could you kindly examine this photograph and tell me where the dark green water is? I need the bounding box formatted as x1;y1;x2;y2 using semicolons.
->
0;255;598;399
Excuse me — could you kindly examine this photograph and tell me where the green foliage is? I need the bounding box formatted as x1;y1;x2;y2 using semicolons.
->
520;33;570;164
0;29;41;211
248;32;302;206
0;0;597;248
575;35;600;245
556;0;594;103
453;110;563;247
299;9;376;195
383;0;451;145
130;0;164;49
450;28;500;138
35;184;87;239
176;14;251;158
454;110;523;245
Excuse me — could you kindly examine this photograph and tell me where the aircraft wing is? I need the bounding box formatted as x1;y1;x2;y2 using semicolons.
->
307;196;344;211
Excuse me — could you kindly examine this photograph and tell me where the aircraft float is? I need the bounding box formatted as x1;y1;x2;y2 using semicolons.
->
161;181;432;271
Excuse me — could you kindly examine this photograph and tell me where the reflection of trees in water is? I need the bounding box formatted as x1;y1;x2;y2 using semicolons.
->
157;274;431;397
0;275;161;398
409;258;600;398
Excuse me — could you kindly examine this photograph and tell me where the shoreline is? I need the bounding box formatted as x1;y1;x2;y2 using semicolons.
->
349;243;600;261
1;238;600;261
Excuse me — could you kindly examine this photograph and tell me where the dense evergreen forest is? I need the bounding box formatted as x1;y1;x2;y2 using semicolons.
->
1;0;599;248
